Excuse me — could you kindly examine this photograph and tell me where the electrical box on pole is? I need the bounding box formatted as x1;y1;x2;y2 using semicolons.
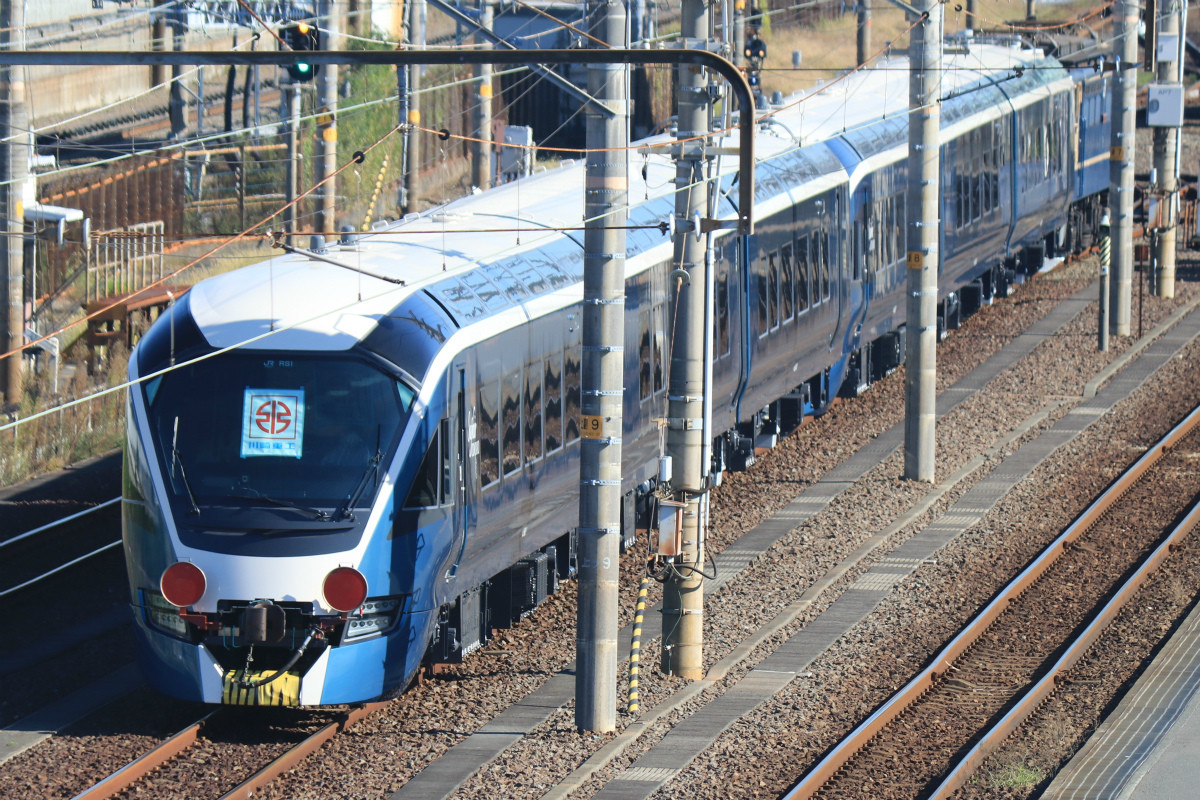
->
282;22;320;82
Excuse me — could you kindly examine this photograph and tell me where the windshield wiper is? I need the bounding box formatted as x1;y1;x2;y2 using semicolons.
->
336;448;383;522
232;488;330;520
171;416;201;515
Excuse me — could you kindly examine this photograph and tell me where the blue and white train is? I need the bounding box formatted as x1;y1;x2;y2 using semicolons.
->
122;36;1112;705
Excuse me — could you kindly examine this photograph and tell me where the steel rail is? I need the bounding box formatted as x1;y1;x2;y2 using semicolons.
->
0;49;755;235
1;496;119;550
67;700;387;800
784;400;1200;800
928;473;1200;797
216;701;389;800
69;712;217;800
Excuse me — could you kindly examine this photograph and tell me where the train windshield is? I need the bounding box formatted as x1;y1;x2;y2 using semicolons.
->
142;353;416;515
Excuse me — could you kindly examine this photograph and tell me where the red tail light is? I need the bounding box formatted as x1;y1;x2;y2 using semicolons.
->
323;567;368;613
160;562;206;608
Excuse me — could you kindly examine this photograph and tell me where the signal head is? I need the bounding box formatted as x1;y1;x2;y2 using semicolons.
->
282;21;321;82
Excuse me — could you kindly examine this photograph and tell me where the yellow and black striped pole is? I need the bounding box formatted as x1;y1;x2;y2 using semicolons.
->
1100;213;1111;352
627;573;650;714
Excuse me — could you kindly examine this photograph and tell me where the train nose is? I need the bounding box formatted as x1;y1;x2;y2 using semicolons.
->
241;601;287;644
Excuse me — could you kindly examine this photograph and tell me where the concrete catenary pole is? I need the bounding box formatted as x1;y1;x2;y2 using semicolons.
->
1152;2;1181;298
472;0;493;191
661;0;708;679
858;2;872;67
316;1;339;235
1110;0;1137;335
904;0;941;483
576;0;628;733
0;0;26;406
966;0;978;29
402;0;425;211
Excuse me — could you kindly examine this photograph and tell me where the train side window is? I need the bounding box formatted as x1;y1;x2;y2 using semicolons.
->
544;356;562;453
972;130;981;222
639;310;652;400
768;250;780;330
478;380;500;487
716;262;731;356
653;304;667;395
565;345;581;443
781;242;794;321
502;368;521;475
955;152;966;230
756;256;769;336
524;363;542;465
796;234;810;312
819;231;830;301
440;418;451;504
883;197;891;268
403;425;441;509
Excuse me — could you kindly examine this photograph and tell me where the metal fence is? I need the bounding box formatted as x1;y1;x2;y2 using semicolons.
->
86;221;167;303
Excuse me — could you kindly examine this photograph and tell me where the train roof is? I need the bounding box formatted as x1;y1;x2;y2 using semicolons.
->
181;38;1065;370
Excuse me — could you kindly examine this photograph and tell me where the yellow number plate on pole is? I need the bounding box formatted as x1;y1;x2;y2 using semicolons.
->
580;414;604;439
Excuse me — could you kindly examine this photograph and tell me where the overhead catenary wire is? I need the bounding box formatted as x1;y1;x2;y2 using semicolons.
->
1;5;1127;434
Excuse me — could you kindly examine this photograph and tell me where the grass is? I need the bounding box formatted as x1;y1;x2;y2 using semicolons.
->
978;757;1047;789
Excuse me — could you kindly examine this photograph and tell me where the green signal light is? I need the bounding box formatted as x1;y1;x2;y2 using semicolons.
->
282;21;320;82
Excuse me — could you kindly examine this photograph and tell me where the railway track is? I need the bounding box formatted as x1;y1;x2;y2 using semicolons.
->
787;402;1200;800
67;703;387;800
4;253;1200;799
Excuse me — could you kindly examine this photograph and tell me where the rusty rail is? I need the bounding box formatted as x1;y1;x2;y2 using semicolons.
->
70;713;215;800
785;400;1200;800
216;701;389;800
69;700;388;800
928;472;1200;796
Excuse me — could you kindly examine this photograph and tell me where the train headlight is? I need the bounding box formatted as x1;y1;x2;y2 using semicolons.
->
144;590;190;637
343;596;405;641
160;561;206;608
322;566;368;613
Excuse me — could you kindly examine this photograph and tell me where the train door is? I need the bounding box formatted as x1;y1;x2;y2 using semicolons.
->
447;360;478;581
828;188;846;349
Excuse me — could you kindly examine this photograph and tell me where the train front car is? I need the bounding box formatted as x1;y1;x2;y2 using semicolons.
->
122;255;456;706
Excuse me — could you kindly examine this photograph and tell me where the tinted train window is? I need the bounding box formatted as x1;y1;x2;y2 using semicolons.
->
403;428;438;508
757;258;769;336
716;262;730;356
768;251;780;329
653;304;666;394
502;369;521;475
781;243;794;322
404;421;450;508
144;353;415;515
524;364;542;464
545;356;562;453
565;345;581;443
639;311;652;400
478;380;500;486
796;235;810;312
817;232;830;301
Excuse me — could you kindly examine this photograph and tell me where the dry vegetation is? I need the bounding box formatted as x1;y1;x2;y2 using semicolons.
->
759;0;1103;96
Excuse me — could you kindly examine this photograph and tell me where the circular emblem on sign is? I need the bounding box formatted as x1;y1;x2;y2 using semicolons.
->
255;400;293;434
